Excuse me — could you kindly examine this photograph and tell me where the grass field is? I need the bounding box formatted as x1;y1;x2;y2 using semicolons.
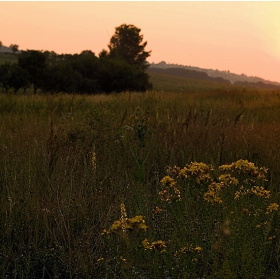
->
0;52;18;65
0;72;280;278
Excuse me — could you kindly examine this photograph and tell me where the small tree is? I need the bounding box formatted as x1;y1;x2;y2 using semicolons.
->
9;44;19;54
108;24;151;70
0;41;2;49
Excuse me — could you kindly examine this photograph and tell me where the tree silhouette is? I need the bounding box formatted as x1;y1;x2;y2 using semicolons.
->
108;24;151;70
18;50;47;93
9;44;19;54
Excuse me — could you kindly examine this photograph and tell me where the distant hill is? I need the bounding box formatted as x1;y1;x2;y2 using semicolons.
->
147;67;231;85
0;45;22;54
149;61;280;89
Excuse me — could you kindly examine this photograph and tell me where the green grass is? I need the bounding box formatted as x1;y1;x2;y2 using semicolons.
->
0;75;280;278
0;52;18;65
148;71;231;93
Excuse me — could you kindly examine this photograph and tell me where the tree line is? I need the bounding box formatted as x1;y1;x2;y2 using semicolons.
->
0;24;152;94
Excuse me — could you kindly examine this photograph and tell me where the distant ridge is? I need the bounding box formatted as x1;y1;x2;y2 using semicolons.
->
0;45;21;54
149;61;280;88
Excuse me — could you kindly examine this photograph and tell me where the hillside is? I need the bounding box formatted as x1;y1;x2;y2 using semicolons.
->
0;46;20;64
149;61;280;88
147;71;235;93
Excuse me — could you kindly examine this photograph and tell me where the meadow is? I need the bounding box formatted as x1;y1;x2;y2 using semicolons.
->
0;72;280;278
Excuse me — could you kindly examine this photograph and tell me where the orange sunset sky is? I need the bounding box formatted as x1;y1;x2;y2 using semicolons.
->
1;1;280;83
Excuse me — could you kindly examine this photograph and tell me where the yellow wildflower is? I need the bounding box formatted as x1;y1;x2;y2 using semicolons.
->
160;176;176;187
150;240;167;252
218;174;239;185
204;182;224;204
219;164;233;171
194;246;202;252
159;176;181;202
266;203;279;214
142;238;167;252
110;220;122;231
97;257;104;262
154;206;163;214
251;186;270;198
101;229;109;235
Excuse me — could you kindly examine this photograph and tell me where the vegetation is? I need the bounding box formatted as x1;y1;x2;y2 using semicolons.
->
0;24;151;94
9;44;19;54
0;75;280;277
107;24;151;70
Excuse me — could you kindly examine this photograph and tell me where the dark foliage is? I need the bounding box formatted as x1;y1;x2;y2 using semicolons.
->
2;24;152;94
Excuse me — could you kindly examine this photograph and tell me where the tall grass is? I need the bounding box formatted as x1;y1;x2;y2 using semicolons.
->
0;87;279;277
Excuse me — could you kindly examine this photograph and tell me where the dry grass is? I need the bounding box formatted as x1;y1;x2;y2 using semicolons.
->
0;87;280;277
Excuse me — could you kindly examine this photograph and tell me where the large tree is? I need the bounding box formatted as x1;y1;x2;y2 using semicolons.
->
108;24;151;70
18;50;48;93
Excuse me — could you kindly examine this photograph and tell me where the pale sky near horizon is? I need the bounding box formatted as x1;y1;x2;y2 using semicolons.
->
1;1;280;83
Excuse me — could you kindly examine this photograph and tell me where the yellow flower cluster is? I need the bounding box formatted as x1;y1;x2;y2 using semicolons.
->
251;186;270;198
219;159;268;182
161;160;270;206
179;162;213;183
154;206;163;214
218;173;239;186
109;215;148;233
104;203;148;234
266;203;279;214
142;238;167;252
204;182;224;204
234;186;270;200
159;176;181;202
178;244;203;255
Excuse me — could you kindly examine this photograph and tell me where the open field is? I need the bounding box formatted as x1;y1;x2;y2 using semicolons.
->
0;52;18;65
0;74;280;278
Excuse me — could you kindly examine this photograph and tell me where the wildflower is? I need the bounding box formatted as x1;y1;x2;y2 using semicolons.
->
130;215;148;230
251;186;270;198
194;246;202;252
160;176;176;187
97;257;104;262
120;203;128;233
219;164;233;172
268;236;276;241
142;238;150;250
180;246;188;253
101;229;109;235
204;182;224;204
266;203;279;214
179;162;213;183
154;206;163;214
110;220;122;231
142;238;167;252
120;256;127;262
107;204;148;233
159;176;181;202
150;240;167;252
218;174;239;186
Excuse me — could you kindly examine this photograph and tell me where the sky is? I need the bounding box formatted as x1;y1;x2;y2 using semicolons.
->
1;1;280;83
